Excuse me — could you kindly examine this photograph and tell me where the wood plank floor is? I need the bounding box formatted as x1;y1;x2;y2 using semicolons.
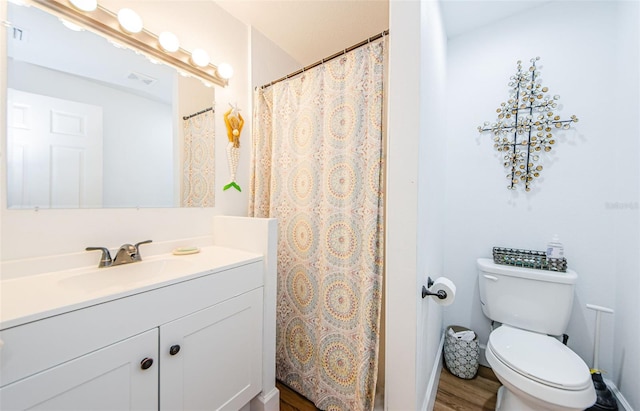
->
434;366;501;411
277;381;320;411
278;365;500;411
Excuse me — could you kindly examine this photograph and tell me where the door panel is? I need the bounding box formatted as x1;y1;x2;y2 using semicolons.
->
6;88;103;208
0;329;158;411
160;289;263;411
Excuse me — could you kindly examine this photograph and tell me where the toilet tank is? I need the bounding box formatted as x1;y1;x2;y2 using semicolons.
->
477;258;578;336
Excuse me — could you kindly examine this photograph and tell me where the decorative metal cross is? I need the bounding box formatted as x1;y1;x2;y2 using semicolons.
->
478;57;578;191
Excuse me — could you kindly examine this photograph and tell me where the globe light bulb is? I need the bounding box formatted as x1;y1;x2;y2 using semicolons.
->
117;8;143;34
69;0;97;12
158;31;179;53
60;18;83;31
217;62;234;80
191;48;210;67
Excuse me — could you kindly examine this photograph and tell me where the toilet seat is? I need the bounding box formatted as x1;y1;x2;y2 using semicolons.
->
488;325;592;391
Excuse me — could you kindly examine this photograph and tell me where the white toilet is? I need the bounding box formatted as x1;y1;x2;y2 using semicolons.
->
477;258;596;411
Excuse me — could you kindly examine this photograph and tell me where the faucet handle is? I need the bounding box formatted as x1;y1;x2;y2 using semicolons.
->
133;240;152;261
135;240;152;249
85;247;112;268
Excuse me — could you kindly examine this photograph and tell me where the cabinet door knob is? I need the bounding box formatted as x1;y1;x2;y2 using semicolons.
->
169;345;181;356
140;357;154;370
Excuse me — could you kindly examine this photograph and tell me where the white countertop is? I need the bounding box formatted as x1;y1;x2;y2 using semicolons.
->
0;246;262;330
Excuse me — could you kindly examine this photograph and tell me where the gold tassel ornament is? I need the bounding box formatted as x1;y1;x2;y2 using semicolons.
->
223;104;244;192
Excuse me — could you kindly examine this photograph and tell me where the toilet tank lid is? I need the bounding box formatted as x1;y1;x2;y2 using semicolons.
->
477;258;577;284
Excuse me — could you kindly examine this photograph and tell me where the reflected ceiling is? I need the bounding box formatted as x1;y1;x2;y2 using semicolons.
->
8;3;173;104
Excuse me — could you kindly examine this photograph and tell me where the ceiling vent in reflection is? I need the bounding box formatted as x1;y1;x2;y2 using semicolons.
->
127;71;157;86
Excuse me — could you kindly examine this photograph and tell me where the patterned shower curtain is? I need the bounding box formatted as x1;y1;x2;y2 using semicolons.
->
249;38;385;411
181;109;215;207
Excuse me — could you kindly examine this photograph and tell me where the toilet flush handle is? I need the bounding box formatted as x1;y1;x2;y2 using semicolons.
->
483;274;498;281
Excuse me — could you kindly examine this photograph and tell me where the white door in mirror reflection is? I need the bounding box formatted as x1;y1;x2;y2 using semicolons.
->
7;89;103;209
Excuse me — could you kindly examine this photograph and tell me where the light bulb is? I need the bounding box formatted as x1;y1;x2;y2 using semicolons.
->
69;0;97;12
109;39;126;49
117;8;143;34
191;48;210;67
217;63;233;80
60;18;83;31
158;31;179;53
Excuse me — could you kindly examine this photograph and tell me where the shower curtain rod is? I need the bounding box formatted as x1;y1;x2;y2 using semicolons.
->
182;106;214;120
259;29;389;90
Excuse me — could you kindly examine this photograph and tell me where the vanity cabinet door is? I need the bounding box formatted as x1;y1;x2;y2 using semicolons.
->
160;288;264;411
0;328;158;411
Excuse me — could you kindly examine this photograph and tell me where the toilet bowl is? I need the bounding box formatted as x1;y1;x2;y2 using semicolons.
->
476;258;596;411
486;325;596;411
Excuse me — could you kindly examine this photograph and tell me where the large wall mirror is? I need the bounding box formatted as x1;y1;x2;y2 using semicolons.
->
5;2;215;209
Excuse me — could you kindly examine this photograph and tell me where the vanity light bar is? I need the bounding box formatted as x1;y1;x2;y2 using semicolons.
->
28;0;229;87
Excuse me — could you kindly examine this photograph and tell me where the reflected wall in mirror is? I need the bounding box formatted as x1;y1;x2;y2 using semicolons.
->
5;2;215;209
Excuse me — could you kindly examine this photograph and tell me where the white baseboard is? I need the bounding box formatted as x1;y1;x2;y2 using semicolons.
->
604;378;633;411
421;333;445;411
250;388;280;411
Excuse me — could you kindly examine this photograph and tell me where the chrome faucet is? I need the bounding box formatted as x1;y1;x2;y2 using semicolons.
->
113;240;152;266
86;240;152;268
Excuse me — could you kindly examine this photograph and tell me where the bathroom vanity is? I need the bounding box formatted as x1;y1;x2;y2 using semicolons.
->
0;229;276;411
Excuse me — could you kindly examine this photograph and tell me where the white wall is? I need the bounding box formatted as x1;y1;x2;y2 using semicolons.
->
443;2;639;408
611;2;640;408
1;1;257;261
250;27;301;89
417;1;447;410
386;2;419;408
387;1;446;409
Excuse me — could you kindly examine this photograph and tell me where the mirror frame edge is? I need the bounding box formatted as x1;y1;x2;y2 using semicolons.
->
1;1;8;212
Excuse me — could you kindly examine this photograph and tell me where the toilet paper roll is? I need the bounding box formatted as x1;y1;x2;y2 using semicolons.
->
430;277;456;306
